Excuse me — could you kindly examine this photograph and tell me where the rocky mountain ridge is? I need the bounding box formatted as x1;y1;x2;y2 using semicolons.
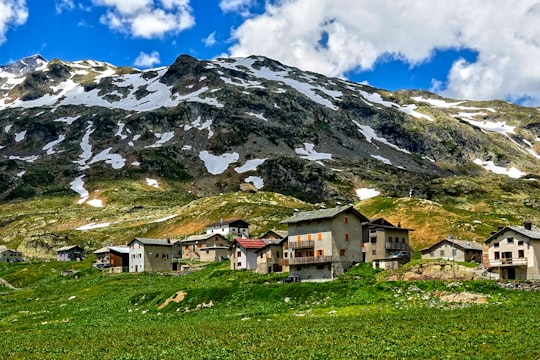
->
0;53;538;205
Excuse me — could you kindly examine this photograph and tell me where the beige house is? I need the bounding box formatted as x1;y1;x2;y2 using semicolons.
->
176;234;229;262
260;229;288;241
206;219;250;238
0;246;22;263
255;238;287;274
421;238;483;262
484;222;540;280
230;238;267;270
281;205;369;280
93;246;130;272
128;238;175;273
364;218;412;263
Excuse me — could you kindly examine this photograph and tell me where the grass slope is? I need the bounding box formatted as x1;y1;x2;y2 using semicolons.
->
1;260;540;359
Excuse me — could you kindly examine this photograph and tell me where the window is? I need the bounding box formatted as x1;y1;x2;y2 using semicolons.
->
389;237;392;242
452;249;457;256
276;251;280;258
344;216;348;224
237;251;241;257
260;253;263;258
317;250;325;256
494;242;499;248
284;252;288;258
507;237;514;244
518;240;524;246
340;249;346;256
440;250;445;256
370;237;377;243
155;253;159;258
372;250;376;255
402;238;406;243
318;233;322;240
494;252;500;259
206;250;209;254
518;250;525;258
430;251;434;257
345;233;349;241
307;234;312;241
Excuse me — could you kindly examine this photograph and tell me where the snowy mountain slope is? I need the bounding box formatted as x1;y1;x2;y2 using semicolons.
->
0;54;539;204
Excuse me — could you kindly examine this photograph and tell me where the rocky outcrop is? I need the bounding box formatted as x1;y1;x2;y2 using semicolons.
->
386;261;485;281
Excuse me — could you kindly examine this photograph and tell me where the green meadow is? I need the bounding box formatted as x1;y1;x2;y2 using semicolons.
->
1;259;540;359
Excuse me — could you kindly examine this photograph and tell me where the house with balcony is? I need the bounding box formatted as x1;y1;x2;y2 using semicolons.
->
483;222;540;280
280;205;369;280
421;238;482;262
206;219;250;239
92;246;130;272
176;233;229;262
363;218;413;267
229;238;267;270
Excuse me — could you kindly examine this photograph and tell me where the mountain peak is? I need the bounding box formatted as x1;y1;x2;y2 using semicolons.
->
0;54;48;77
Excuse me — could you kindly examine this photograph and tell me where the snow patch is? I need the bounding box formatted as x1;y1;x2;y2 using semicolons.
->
149;214;178;223
356;188;381;200
199;150;239;175
473;159;525;179
76;222;110;231
245;176;264;189
145;132;175;148
14;130;26;142
371;154;392;165
88;148;126;169
42;134;66;155
145;178;159;188
234;158;266;173
70;175;89;198
295;143;333;164
86;199;104;208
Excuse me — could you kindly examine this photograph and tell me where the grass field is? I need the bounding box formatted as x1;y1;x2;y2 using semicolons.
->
1;259;540;359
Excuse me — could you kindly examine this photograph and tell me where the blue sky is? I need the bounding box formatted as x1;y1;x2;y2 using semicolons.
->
1;0;540;106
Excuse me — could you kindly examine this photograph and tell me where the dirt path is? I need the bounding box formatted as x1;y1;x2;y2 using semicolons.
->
158;291;186;309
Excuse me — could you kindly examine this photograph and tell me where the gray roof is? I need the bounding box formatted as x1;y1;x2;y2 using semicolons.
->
484;225;540;243
130;238;172;246
281;205;368;224
260;229;288;239
421;238;483;253
57;245;82;252
180;233;227;243
93;247;110;254
109;246;130;254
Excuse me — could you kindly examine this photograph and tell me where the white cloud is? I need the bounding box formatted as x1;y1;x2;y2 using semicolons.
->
203;31;216;47
134;50;160;68
0;0;28;45
92;0;195;38
227;0;540;105
55;0;75;14
219;0;254;15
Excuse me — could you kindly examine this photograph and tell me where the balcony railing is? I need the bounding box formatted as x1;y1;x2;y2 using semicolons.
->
488;258;527;267
282;256;332;266
385;242;408;250
288;240;316;249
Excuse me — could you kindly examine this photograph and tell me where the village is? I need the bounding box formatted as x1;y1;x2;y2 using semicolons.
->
2;204;540;281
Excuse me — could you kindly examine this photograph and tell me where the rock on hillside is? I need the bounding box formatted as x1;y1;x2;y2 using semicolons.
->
386;261;488;281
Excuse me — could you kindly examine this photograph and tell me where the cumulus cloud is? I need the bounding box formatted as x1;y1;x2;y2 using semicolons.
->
92;0;195;38
0;0;28;45
134;50;160;68
227;0;540;105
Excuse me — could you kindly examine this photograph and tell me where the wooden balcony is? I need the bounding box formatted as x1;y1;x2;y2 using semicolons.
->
488;258;527;267
288;240;316;249
282;256;332;266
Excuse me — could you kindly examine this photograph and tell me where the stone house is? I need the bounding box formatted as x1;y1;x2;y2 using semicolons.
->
206;219;250;239
363;218;412;263
128;238;175;273
281;205;369;280
255;238;287;274
0;246;23;263
176;233;229;262
421;238;483;262
230;238;267;270
56;245;84;261
483;222;540;280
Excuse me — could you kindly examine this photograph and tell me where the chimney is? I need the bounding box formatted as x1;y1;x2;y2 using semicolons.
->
524;221;532;230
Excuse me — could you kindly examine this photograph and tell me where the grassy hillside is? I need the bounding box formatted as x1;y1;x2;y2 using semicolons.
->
1;260;540;359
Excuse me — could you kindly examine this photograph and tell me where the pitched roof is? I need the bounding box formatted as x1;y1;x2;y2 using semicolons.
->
484;225;540;243
230;238;267;249
260;229;288;239
129;238;172;246
179;233;227;243
421;238;483;253
281;205;369;224
93;247;110;254
367;218;414;231
206;219;249;227
109;246;130;254
57;245;83;252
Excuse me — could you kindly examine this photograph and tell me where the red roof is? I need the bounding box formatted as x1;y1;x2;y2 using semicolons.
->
232;238;267;249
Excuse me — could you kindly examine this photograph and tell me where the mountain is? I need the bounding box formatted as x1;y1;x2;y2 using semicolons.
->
0;54;539;256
